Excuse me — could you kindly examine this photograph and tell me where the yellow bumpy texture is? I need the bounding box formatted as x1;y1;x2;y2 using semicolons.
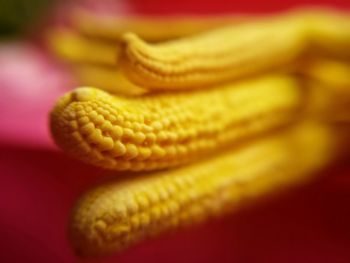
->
119;15;306;90
70;122;339;257
50;75;303;171
119;11;350;90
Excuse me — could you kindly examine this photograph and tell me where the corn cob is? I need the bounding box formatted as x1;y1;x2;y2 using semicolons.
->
47;30;120;66
50;75;303;171
119;15;306;90
70;122;340;257
119;10;350;91
46;15;245;83
71;9;244;42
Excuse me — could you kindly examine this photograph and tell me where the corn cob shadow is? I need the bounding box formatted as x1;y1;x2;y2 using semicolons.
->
50;75;303;171
305;10;350;58
69;122;342;257
299;58;350;122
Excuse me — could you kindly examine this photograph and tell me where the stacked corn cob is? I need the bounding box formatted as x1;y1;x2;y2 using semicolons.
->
48;8;350;257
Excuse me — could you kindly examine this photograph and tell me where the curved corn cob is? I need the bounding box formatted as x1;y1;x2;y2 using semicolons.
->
50;75;303;171
46;15;245;91
71;9;244;42
46;30;120;66
119;10;350;91
119;15;306;90
70;122;340;257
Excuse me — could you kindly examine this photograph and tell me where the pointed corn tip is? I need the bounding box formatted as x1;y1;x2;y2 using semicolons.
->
72;87;97;102
52;87;99;114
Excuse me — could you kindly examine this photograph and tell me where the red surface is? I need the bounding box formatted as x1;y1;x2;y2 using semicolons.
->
0;0;350;262
130;0;350;14
1;148;350;263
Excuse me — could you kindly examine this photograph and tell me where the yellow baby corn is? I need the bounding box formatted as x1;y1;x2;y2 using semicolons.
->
47;30;120;66
47;15;245;80
71;9;243;42
119;15;306;90
50;75;302;171
70;122;340;257
119;10;350;91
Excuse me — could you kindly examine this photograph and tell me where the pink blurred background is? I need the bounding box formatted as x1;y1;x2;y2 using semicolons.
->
0;0;349;262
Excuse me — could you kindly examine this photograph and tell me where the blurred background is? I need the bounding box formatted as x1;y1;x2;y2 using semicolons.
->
0;0;349;262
